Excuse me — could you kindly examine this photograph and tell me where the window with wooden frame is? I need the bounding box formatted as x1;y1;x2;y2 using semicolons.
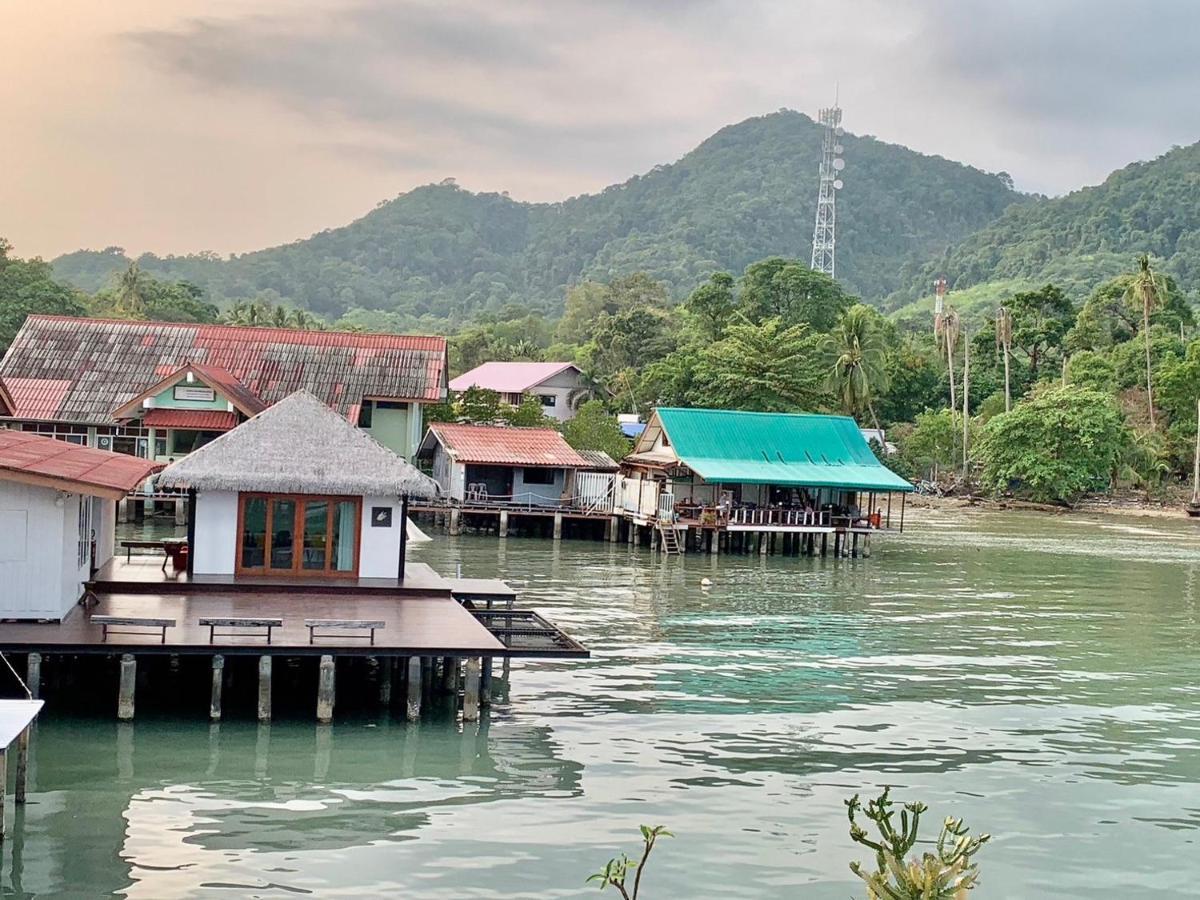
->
236;493;361;577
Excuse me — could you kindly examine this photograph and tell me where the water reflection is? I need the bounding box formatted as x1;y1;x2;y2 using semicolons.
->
11;508;1200;898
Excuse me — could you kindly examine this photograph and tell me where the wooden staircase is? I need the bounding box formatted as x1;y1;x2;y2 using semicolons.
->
657;524;682;555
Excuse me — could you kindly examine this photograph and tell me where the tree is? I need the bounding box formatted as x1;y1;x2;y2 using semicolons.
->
738;258;853;332
897;409;970;482
1006;284;1075;382
504;394;551;427
875;337;943;425
112;262;151;317
587;825;671;900
690;317;826;412
561;400;631;461
823;305;890;430
455;386;505;424
1065;350;1116;394
684;272;736;341
1125;255;1169;429
934;307;961;410
976;386;1129;503
995;305;1013;411
0;239;87;352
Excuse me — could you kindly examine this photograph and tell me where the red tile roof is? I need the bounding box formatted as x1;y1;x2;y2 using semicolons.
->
0;430;162;498
141;409;239;430
425;423;590;467
0;316;448;424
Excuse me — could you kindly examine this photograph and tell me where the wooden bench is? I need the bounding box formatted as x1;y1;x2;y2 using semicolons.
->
305;619;386;645
92;615;176;643
120;540;165;562
198;617;283;644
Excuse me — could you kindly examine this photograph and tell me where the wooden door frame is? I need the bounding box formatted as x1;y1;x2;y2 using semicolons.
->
235;492;362;578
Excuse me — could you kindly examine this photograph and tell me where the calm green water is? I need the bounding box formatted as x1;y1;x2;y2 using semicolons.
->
9;509;1200;897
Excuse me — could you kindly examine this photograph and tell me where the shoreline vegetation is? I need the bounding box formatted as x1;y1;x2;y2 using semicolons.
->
909;486;1197;521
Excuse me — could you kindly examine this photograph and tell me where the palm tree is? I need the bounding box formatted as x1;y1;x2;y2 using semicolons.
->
1125;254;1167;429
113;262;150;318
995;306;1013;412
935;307;961;411
824;306;890;431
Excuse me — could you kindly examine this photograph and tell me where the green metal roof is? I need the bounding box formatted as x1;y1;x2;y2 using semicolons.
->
655;408;913;493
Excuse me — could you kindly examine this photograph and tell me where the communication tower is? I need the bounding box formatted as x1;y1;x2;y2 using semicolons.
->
810;100;844;278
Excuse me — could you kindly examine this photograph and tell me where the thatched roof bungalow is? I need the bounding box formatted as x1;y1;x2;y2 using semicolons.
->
160;391;437;581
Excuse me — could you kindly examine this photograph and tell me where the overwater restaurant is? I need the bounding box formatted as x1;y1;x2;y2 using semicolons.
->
617;407;913;555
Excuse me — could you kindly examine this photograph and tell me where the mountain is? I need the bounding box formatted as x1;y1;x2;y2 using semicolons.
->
51;111;1021;326
888;140;1200;315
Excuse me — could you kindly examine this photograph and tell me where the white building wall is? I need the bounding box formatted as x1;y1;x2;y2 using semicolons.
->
93;496;115;567
531;369;583;422
359;495;402;579
192;490;238;576
0;482;79;620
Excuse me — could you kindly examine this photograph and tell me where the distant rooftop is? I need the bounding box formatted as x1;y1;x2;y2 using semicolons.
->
449;362;579;394
0;316;448;425
420;422;591;468
0;429;162;499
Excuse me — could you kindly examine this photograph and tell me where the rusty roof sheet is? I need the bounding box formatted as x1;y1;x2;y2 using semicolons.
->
141;409;239;431
0;316;448;425
0;378;14;417
0;430;162;496
424;423;590;467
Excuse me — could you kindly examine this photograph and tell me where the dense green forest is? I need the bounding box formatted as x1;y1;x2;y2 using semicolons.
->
49;110;1020;329
888;141;1200;316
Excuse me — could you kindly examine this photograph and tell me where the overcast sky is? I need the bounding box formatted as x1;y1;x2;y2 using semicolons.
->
4;0;1199;259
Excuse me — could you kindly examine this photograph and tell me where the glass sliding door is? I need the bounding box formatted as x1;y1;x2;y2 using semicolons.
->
237;494;359;577
302;500;329;571
269;499;296;570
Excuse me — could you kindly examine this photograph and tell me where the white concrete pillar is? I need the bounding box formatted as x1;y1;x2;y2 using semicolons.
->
552;512;563;541
463;658;482;722
498;509;509;538
316;655;335;723
257;656;272;723
406;657;422;720
118;654;137;721
209;655;224;721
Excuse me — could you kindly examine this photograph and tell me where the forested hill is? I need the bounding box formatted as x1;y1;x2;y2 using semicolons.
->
888;140;1200;310
52;110;1020;328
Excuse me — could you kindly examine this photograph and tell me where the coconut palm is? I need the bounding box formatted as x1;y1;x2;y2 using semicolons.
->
1124;254;1167;429
995;306;1013;412
113;262;150;317
934;307;961;411
824;305;890;431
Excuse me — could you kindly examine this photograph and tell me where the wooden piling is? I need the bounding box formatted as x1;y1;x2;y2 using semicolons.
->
26;652;40;700
257;655;272;723
15;726;30;805
449;508;461;536
209;655;224;721
759;532;769;555
379;657;393;706
552;512;563;541
316;655;335;723
406;656;422;720
498;509;509;538
463;658;482;722
0;749;6;839
609;516;620;543
441;656;457;694
480;657;493;707
118;654;136;721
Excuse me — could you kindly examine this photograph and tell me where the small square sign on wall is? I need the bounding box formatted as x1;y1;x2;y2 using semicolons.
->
371;506;392;528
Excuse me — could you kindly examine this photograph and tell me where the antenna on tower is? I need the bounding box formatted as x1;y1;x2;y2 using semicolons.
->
810;94;843;278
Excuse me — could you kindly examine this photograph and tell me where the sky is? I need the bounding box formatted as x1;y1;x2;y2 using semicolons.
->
4;0;1200;260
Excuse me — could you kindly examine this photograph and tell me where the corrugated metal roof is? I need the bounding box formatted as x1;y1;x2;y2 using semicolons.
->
0;316;448;424
449;362;578;394
141;409;239;430
425;423;590;467
0;430;162;496
3;378;73;421
111;363;267;419
0;378;14;417
576;449;619;471
653;408;913;492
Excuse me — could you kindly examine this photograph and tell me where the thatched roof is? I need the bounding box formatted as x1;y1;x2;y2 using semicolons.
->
158;390;438;497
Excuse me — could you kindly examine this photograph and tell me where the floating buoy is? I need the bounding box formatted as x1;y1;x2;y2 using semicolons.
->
700;577;713;588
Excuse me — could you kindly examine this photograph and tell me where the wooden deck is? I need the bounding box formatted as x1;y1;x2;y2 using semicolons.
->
0;590;505;657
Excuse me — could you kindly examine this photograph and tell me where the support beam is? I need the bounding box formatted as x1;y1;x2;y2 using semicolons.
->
379;657;393;707
480;657;493;708
118;654;136;721
759;532;769;555
0;749;6;840
174;496;188;526
552;512;563;541
117;497;129;524
449;507;461;536
498;509;509;538
406;657;422;720
15;727;30;805
628;521;635;544
257;656;272;723
209;655;224;721
463;658;482;722
316;655;335;723
441;656;457;694
609;516;620;543
26;653;40;700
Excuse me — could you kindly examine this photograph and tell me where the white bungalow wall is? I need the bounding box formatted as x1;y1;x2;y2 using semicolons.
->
190;490;406;579
0;483;111;620
530;369;584;423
